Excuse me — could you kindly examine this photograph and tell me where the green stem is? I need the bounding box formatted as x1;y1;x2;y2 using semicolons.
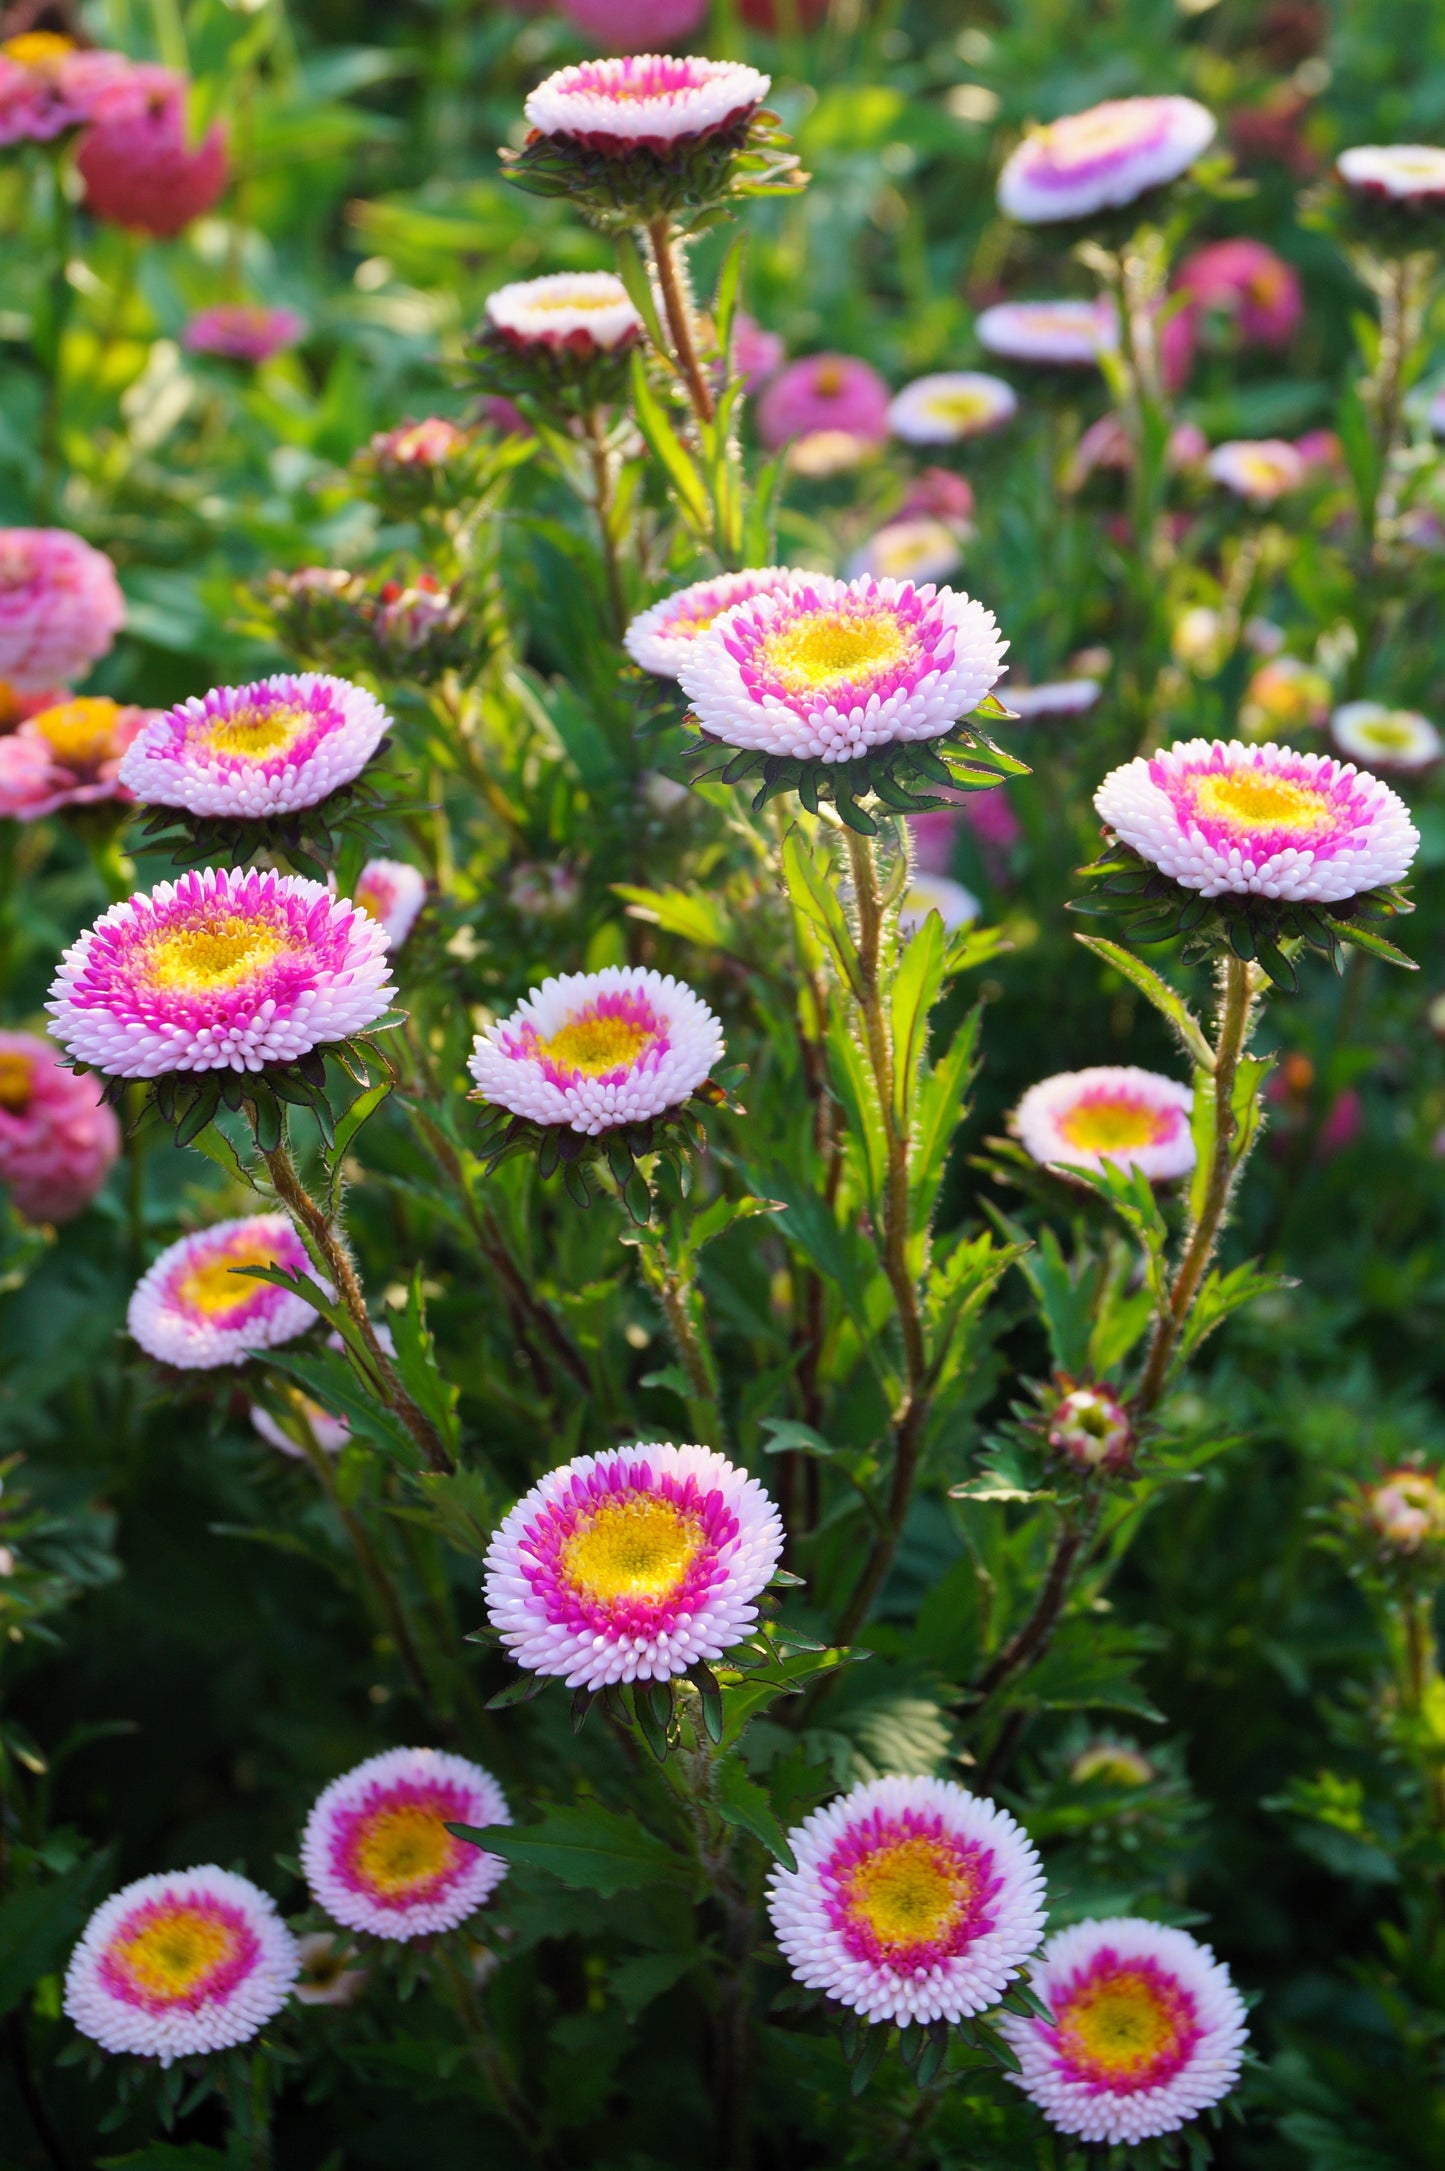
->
675;1725;754;2171
436;1943;556;2166
35;153;74;523
583;406;628;637
647;217;716;426
1402;1592;1445;1831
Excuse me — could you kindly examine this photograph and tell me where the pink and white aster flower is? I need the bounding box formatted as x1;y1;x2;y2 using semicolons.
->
523;54;768;153
1094;739;1420;903
898;871;979;935
64;1866;298;2065
1015;1066;1195;1183
183;304;305;364
484;272;642;353
975;298;1114;366
1000;1917;1248;2144
756;354;891;451
766;1775;1047;2027
0;528;125;693
301;1746;510;1942
354;859;426;950
1330;702;1442;772
625;567;803;678
47;867;394;1079
887;372;1017;445
676;573;1007;763
0;1031;120;1224
119;673;390;820
469;965;722;1135
5;697;150;818
0;33;131;147
998;96;1216;224
1337;144;1445;204
1175;239;1302;349
1004;679;1102;720
484;1441;784;1690
845;520;963;587
128;1212;317;1370
1365;1468;1445;1553
1205;439;1305;503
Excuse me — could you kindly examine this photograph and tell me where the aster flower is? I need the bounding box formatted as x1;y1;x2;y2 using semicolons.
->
1175;239;1302;349
1337;144;1445;205
9;697;150;818
766;1775;1046;2027
484;1441;784;1691
997;96;1217;226
559;0;709;47
975;298;1114;367
1364;1468;1445;1553
293;1931;370;2007
901;467;976;523
1239;656;1331;741
625;567;803;678
128;1212;317;1370
486;272;642;354
786;430;878;478
1014;1066;1195;1183
757;355;891;452
524;53;767;152
368;417;473;470
119;673;390;827
1331;702;1441;772
0;1031;120;1224
302;1747;510;1942
0;529;125;694
47;865;395;1089
845;520;963;588
64;1866;298;2065
887;372;1017;445
1047;1381;1134;1471
183;305;305;365
1000;1917;1248;2144
898;871;979;935
1003;679;1102;720
76;64;227;238
0;32;131;147
1205;438;1306;503
354;859;426;950
1070;1741;1157;1787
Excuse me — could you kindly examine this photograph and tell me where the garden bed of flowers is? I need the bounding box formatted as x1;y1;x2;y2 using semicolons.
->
1;1;1444;2166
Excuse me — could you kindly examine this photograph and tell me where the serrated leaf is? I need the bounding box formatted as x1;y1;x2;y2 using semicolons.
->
714;1754;797;1869
458;1804;692;1896
1075;935;1215;1070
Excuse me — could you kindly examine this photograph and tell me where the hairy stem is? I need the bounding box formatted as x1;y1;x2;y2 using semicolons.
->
648;217;716;425
678;1730;755;2170
961;1502;1099;1716
583;406;628;636
437;1943;556;2166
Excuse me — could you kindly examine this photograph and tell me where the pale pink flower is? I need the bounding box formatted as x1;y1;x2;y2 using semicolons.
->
756;354;891;452
183;305;305;364
0;1031;120;1224
0;33;131;148
1;697;149;819
557;0;709;45
0;530;124;694
730;311;784;390
1175;239;1302;348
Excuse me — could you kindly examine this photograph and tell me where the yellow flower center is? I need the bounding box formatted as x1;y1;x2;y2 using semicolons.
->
203;702;310;761
846;1837;967;1950
113;1907;236;2003
29;696;121;768
529;290;620;314
1058;1096;1166;1152
354;1803;456;1894
561;1495;703;1604
1070;1744;1155;1787
1235;451;1291;493
0;1051;34;1111
1059;1972;1180;2077
1043;105;1146;161
1194;768;1332;836
924;389;995;428
1354;715;1417;752
4;30;75;65
537;1006;654;1077
176;1238;280;1318
761;608;913;696
144;914;290;993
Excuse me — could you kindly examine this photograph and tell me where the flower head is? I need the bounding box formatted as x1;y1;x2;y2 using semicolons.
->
1004;678;1102;720
1014;1066;1195;1183
354;859;426;950
293;1931;370;2006
1239;655;1331;740
558;0;709;46
1331;701;1441;773
676;573;1006;764
1000;1917;1248;2144
0;528;124;693
76;63;227;237
484;272;642;354
49;867;393;1081
0;33;130;147
0;697;149;819
302;1746;510;1942
766;1775;1046;2026
119;673;390;820
469;965;722;1136
64;1866;298;2065
975;298;1114;366
757;354;891;451
1337;144;1445;204
183;305;305;364
484;1441;784;1690
1047;1382;1134;1471
1365;1469;1445;1553
0;1030;120;1223
625;567;803;679
845;520;963;587
128;1212;317;1370
367;416;473;471
1205;438;1305;503
1094;739;1419;903
887;372;1017;445
1175;239;1302;348
898;871;978;935
524;53;767;152
998;96;1216;225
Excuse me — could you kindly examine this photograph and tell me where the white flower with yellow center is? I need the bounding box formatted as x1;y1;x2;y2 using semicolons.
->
1204;439;1305;504
127;1211;320;1369
1337;144;1445;201
1331;701;1442;772
845;519;963;587
887;372;1018;445
484;272;642;353
975;299;1115;366
898;871;979;934
625;567;804;679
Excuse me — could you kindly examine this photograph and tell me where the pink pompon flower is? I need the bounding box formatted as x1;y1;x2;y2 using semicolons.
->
975;298;1114;366
1000;1917;1248;2145
484;1441;784;1689
1337;144;1445;204
558;0;709;47
0;33;131;147
625;566;803;678
1094;738;1419;903
730;311;784;390
470;964;722;1135
1176;239;1302;348
1015;1066;1195;1183
756;354;891;452
64;1865;298;2065
1205;438;1306;503
484;271;642;354
676;573;1007;763
128;1212;317;1370
183;304;305;364
353;859;426;949
47;866;395;1079
998;96;1217;224
0;1030;119;1223
120;672;389;819
0;529;124;694
767;1776;1047;2027
302;1747;511;1942
846;519;962;587
6;697;150;818
76;64;227;238
1330;701;1442;772
293;1931;369;2006
523;54;768;153
887;372;1017;445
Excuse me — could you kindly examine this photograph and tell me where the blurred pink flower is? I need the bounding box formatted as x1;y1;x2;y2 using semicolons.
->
908;809;961;874
756;354;890;452
900;467;975;524
1176;238;1302;349
0;1031;119;1224
0;530;124;694
739;0;829;22
0;34;131;148
1155;299;1197;392
557;0;709;44
479;395;532;437
730;312;785;390
963;786;1020;854
77;64;227;238
1318;1088;1362;1159
1294;429;1344;472
0;697;148;819
183;304;305;364
1068;416;1204;489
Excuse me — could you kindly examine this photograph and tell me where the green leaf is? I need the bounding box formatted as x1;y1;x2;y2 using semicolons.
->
780;825;864;999
608;1949;696;2023
264;1348;419;1466
329;1078;392;1178
463;1804;693;1896
0;1850;115;2019
712;232;747;363
912;1007;980;1222
613;229;672;359
889;906;946;1132
629;352;709;530
1324;915;1417;970
1178;1260;1293;1363
614;884;740;954
1074;935;1215;1070
714;1754;797;1869
1014;1224;1095;1377
98;2150;228;2170
716;1644;868;1749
